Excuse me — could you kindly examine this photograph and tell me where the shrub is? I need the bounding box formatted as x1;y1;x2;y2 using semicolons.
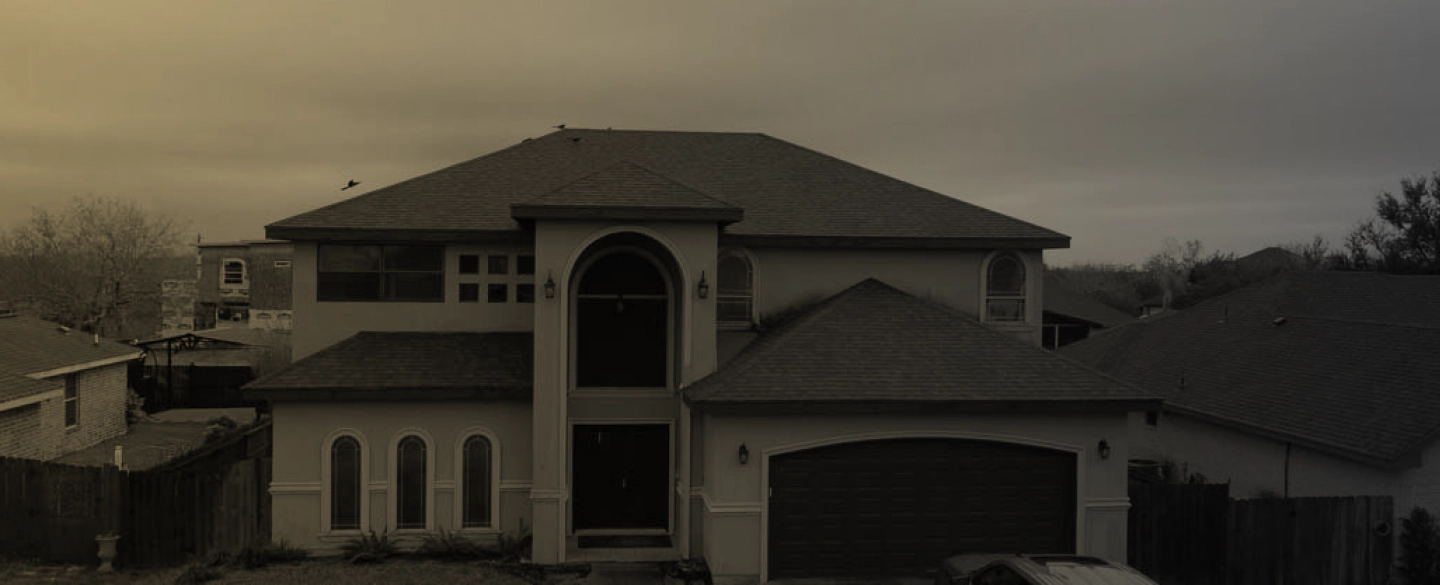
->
415;529;484;561
343;528;398;564
492;523;533;563
1401;507;1440;585
234;539;310;569
173;562;222;585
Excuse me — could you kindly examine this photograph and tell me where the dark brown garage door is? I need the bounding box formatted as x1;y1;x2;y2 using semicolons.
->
768;438;1076;579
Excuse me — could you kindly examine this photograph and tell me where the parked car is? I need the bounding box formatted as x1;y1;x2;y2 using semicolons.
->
935;554;1158;585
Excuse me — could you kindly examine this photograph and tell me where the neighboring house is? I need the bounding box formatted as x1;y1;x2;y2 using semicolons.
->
196;240;294;331
1061;271;1440;514
244;129;1157;582
0;308;141;460
1041;273;1134;349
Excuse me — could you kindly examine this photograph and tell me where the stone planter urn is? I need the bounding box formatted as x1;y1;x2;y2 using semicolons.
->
95;533;120;573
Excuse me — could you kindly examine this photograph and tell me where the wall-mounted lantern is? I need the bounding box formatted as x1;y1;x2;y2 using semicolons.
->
544;272;556;300
1098;439;1112;460
738;443;749;465
698;271;709;300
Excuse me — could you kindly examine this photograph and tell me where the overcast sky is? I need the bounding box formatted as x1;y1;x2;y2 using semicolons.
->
4;0;1438;266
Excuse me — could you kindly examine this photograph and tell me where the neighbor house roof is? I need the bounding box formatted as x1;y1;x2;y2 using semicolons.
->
244;332;532;400
268;129;1068;248
1060;271;1440;467
0;315;141;380
1043;273;1135;328
0;371;61;407
684;279;1155;406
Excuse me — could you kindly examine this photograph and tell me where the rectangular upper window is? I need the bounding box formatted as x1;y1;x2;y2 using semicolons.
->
516;255;535;276
488;255;509;276
317;244;445;302
459;254;480;275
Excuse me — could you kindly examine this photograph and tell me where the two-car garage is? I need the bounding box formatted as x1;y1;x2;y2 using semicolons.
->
766;437;1078;580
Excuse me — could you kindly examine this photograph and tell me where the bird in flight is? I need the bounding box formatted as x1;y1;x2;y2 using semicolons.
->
553;124;566;130
341;180;361;191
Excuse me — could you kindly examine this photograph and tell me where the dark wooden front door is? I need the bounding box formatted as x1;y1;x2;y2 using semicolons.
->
573;424;670;530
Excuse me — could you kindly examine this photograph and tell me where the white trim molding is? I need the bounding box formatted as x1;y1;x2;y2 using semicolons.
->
0;388;62;413
1084;497;1132;510
270;481;322;495
28;353;141;380
700;491;762;516
499;480;534;491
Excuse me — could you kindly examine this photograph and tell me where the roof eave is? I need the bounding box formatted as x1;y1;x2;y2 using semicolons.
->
720;234;1071;250
685;397;1160;415
1164;403;1412;470
510;204;744;224
244;385;532;402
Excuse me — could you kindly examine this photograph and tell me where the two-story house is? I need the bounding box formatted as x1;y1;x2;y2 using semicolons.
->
245;129;1155;583
196;240;295;331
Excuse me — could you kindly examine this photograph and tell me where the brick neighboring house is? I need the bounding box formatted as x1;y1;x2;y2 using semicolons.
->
0;309;141;460
246;129;1157;582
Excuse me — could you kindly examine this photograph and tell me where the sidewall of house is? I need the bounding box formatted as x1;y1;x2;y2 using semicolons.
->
698;411;1132;581
0;396;64;460
269;400;533;553
53;364;129;455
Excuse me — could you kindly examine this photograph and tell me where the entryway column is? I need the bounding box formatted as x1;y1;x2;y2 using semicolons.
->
530;226;571;564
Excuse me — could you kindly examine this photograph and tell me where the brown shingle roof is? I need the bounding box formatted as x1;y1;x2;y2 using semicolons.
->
1043;273;1135;328
0;371;60;405
0;315;140;378
268;129;1067;247
1060;271;1440;466
512;161;743;223
684;279;1154;404
244;331;532;400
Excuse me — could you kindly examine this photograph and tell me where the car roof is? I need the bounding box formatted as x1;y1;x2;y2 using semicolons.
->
943;554;1155;585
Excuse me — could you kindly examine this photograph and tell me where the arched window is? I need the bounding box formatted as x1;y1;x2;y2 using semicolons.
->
716;251;753;326
461;435;493;528
396;435;427;529
576;251;669;387
330;436;362;531
986;254;1026;322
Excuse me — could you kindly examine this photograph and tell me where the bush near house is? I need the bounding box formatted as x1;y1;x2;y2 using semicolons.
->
1401;507;1440;585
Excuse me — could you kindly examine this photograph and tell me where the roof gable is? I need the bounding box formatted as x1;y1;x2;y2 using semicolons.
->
268;129;1067;246
684;278;1152;404
1061;271;1440;465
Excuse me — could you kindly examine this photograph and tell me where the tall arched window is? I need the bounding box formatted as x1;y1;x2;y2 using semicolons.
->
330;436;362;531
716;251;753;326
461;435;493;528
396;435;427;529
986;254;1027;322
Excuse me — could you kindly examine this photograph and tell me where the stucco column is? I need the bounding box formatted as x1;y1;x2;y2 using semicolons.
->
530;230;568;564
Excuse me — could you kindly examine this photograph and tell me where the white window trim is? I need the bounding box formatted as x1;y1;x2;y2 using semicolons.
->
320;429;370;534
716;247;759;329
453;427;502;533
221;257;248;286
388;428;436;532
980;250;1030;323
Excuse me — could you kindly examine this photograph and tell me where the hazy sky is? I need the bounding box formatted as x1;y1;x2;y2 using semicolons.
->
4;1;1438;266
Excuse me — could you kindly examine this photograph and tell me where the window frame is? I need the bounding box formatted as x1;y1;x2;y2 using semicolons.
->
388;429;434;532
320;429;370;534
983;252;1028;323
63;373;78;428
316;244;446;303
455;428;501;532
716;248;757;329
221;258;247;286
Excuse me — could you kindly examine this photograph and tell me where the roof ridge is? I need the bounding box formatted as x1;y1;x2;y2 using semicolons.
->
517;159;739;209
559;128;766;136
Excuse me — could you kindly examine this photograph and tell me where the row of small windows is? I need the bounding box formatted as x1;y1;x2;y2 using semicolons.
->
458;254;535;276
329;434;493;531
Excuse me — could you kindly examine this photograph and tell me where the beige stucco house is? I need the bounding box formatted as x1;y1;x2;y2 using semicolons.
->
246;129;1156;582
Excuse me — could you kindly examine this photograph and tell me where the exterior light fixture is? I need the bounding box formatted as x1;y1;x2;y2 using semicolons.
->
698;271;709;300
1097;440;1112;460
544;272;556;299
738;443;749;465
615;294;626;316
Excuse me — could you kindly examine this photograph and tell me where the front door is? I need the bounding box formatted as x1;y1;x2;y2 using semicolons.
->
572;424;670;530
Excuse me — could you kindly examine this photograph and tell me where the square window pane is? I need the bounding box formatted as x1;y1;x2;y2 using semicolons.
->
319;245;382;272
459;254;480;274
385;246;444;272
488;284;508;303
488;255;509;275
986;299;1025;321
516;255;535;275
516;284;535;303
318;273;383;301
459;283;480;302
386;273;444;301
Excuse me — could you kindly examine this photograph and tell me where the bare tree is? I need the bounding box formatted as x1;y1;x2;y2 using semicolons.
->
1343;171;1440;274
0;196;187;336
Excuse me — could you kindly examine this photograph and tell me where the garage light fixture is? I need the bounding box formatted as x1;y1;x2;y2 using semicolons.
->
1098;439;1112;460
738;443;749;465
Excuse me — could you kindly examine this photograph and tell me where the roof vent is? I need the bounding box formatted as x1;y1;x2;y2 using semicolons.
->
1273;316;1287;326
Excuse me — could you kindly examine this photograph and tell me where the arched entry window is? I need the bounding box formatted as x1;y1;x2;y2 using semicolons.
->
576;251;670;388
985;253;1026;322
329;436;362;531
461;434;493;528
396;435;427;529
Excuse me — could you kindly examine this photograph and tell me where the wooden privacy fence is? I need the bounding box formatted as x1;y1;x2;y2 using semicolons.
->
1129;483;1393;585
0;419;271;568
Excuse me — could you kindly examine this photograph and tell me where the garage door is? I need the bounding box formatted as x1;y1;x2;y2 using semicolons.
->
768;438;1076;579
